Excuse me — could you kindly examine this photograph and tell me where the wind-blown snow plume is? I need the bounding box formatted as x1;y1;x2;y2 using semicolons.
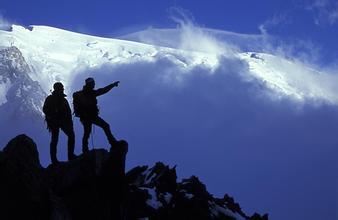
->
0;14;12;31
168;7;238;57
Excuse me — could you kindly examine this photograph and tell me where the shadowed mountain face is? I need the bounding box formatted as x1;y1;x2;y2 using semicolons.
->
0;135;267;220
0;46;46;119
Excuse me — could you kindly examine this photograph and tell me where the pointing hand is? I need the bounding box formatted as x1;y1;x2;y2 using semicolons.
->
113;81;120;87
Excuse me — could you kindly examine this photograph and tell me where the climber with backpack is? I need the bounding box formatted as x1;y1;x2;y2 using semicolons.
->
73;77;120;153
43;82;76;165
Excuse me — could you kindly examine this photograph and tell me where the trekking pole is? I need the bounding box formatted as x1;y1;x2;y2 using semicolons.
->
91;124;95;149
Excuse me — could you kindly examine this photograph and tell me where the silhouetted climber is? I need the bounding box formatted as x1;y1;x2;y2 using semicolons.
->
73;77;120;153
43;82;76;164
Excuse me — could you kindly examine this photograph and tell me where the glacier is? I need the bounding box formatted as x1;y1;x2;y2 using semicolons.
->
0;25;219;96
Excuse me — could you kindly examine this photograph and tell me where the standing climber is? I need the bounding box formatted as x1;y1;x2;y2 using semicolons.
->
73;77;119;153
43;82;76;164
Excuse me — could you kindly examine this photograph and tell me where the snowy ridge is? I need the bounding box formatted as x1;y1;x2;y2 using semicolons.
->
0;25;219;94
239;52;338;104
120;27;265;52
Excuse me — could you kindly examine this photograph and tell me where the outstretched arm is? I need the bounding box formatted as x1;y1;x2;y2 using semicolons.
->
95;81;120;96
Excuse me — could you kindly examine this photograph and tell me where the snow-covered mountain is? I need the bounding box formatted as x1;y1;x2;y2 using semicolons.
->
0;25;219;93
0;46;45;118
0;24;336;118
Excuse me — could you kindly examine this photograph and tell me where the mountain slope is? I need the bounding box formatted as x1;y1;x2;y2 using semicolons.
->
239;52;338;103
0;46;45;118
0;25;219;93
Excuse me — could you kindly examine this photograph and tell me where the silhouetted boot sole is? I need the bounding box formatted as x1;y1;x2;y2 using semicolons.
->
82;147;89;154
51;160;60;166
68;154;78;161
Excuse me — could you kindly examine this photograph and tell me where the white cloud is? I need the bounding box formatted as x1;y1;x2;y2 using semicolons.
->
328;8;338;24
258;12;290;35
306;0;338;26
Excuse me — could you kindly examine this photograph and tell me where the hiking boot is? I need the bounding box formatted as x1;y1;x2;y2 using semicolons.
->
68;154;78;161
51;159;60;165
82;147;89;154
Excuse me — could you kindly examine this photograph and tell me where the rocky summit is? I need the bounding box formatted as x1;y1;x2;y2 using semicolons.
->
0;135;268;220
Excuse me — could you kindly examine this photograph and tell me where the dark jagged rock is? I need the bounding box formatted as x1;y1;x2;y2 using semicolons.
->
0;134;49;220
126;162;177;193
220;194;247;218
250;213;269;220
124;164;267;220
0;135;267;220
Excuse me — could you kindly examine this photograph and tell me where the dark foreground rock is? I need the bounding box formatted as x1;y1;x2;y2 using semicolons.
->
0;135;268;220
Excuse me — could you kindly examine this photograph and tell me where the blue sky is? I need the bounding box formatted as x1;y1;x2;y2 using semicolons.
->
1;1;338;220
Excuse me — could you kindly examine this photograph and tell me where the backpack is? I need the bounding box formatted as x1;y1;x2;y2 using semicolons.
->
72;91;86;117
